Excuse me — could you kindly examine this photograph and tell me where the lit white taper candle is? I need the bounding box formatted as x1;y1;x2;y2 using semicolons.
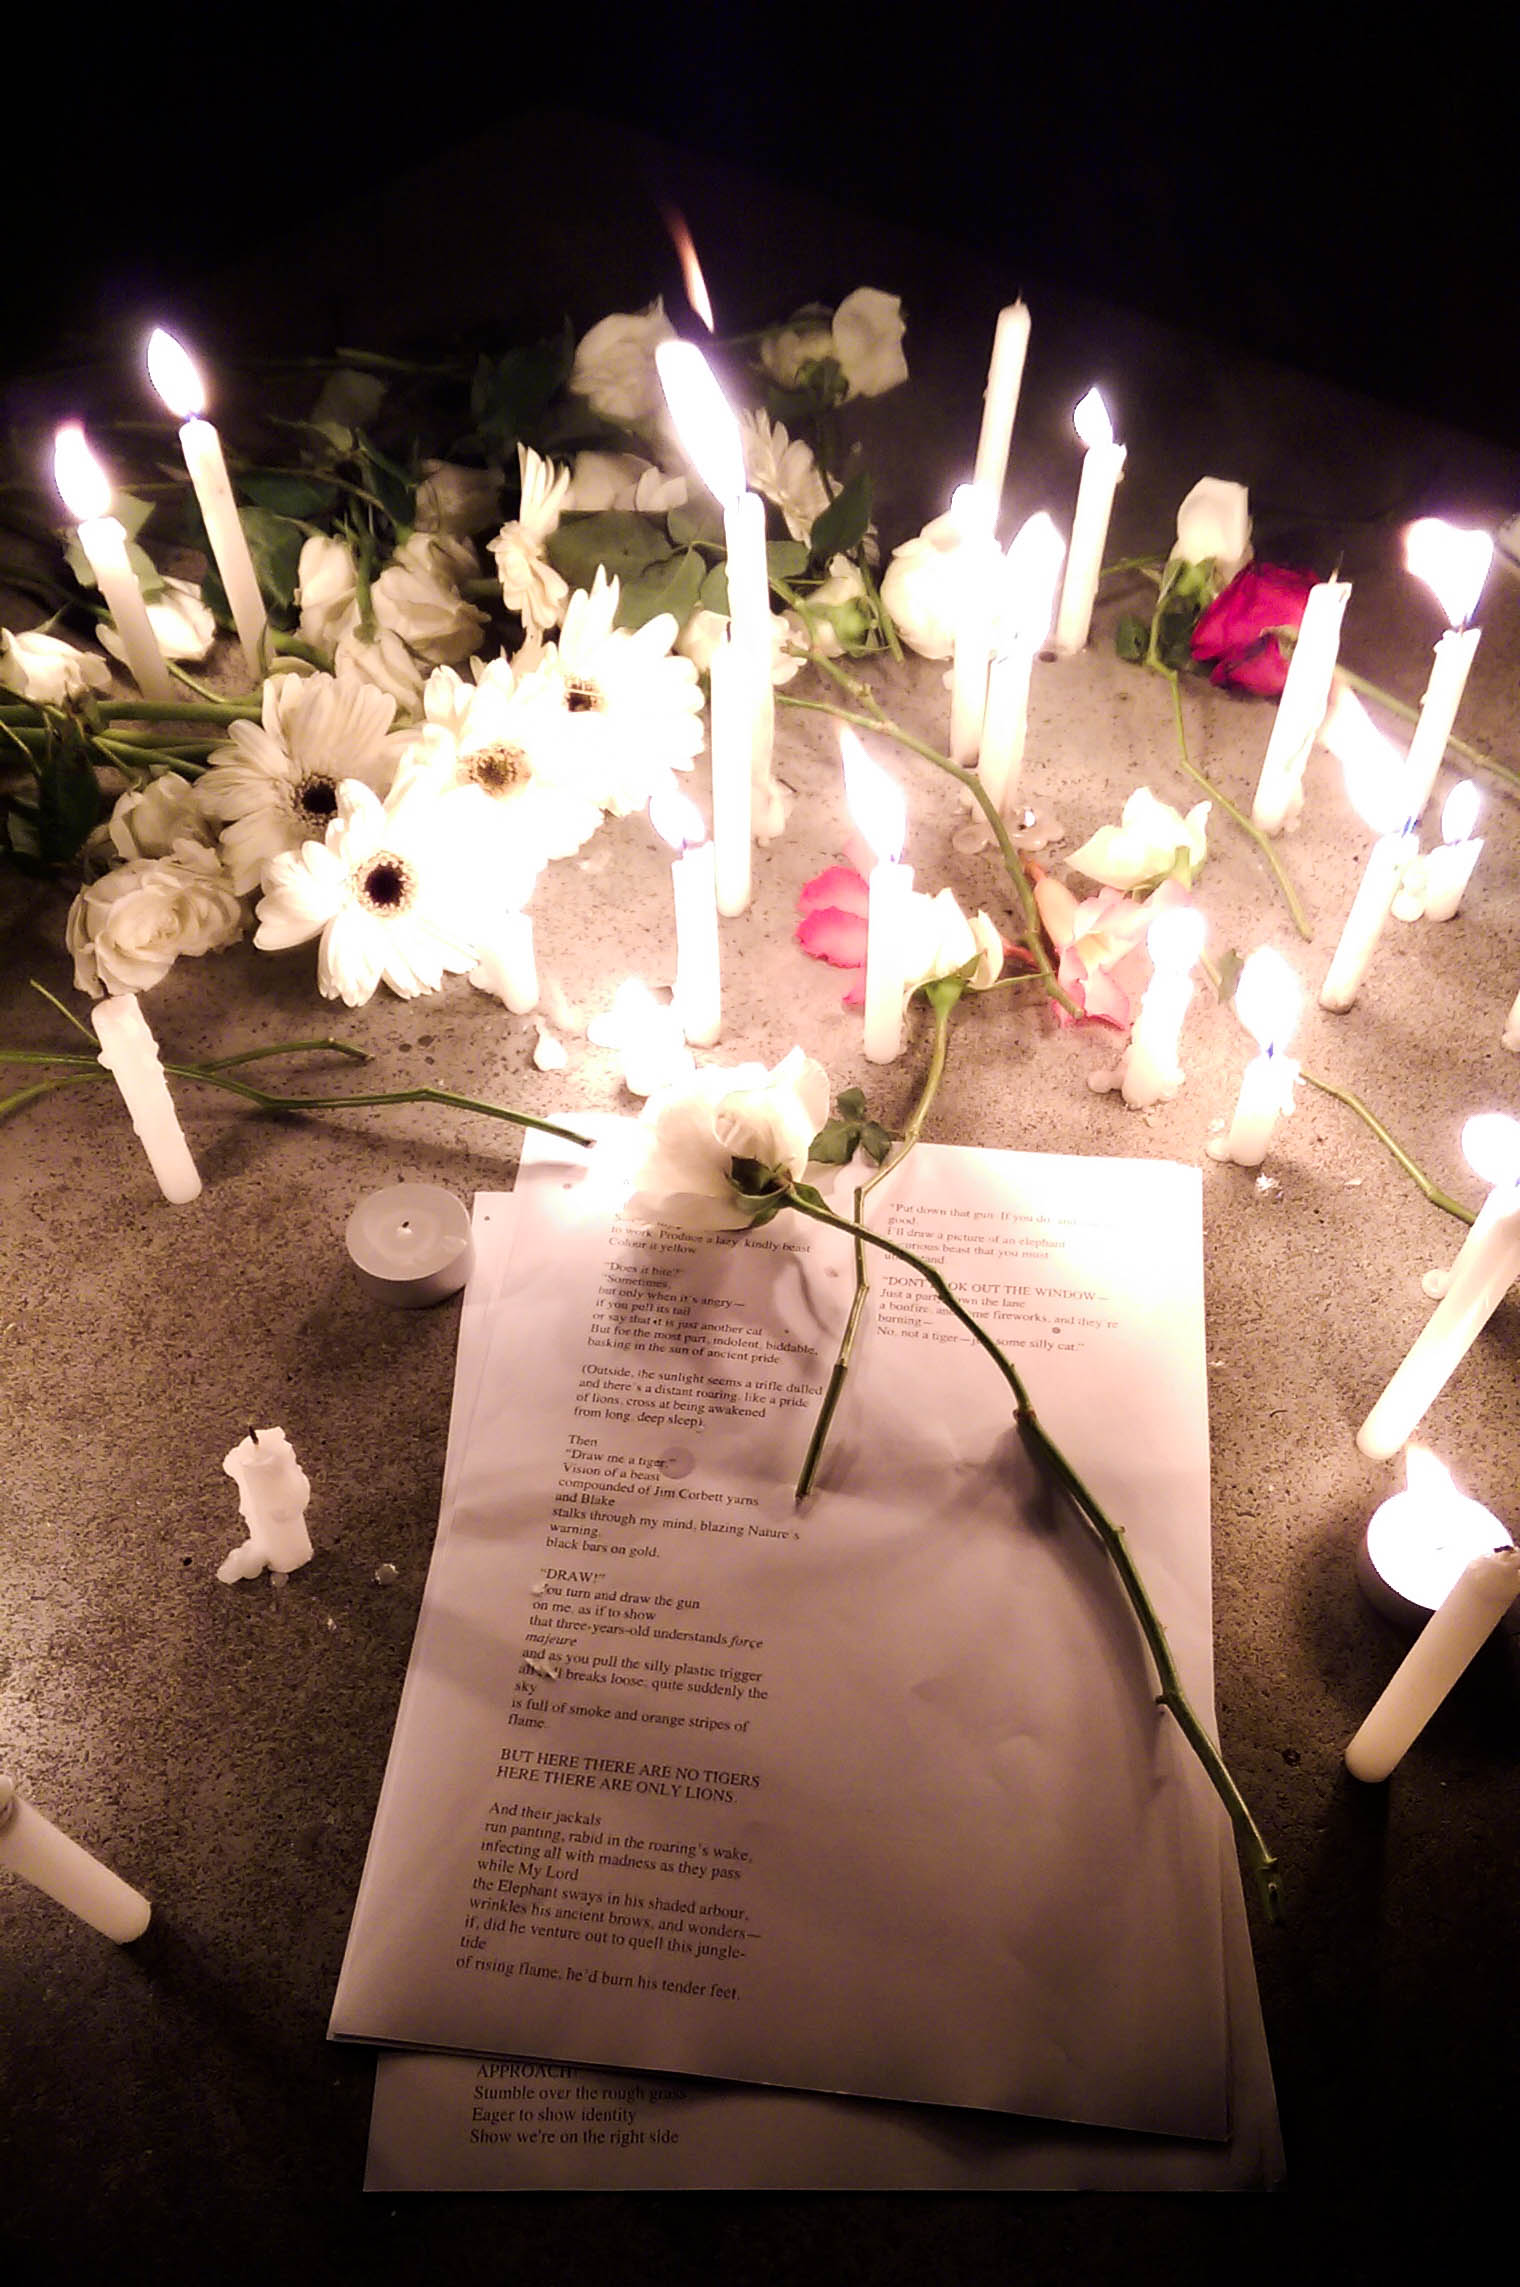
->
471;909;539;1013
1358;1446;1515;1627
1401;519;1492;818
1357;1116;1520;1458
948;484;1000;765
146;327;267;672
1317;690;1419;1012
0;1776;151;1943
90;993;201;1203
979;511;1066;818
708;631;752;915
1250;578;1351;835
1346;1542;1520;1783
1052;388;1125;656
1108;903;1206;1109
841;729;913;1064
1208;948;1301;1168
970;299;1031;524
53;424;173;701
651;784;721;1047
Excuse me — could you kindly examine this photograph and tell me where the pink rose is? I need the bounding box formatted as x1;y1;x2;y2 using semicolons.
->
1033;872;1194;1030
1190;563;1317;696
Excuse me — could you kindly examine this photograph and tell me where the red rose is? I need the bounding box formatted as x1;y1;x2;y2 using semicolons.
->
1190;563;1317;696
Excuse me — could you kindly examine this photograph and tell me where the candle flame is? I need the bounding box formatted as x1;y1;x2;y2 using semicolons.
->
1234;947;1301;1052
1000;510;1067;646
146;327;206;420
1405;517;1494;628
662;206;715;333
52;422;113;523
654;340;745;505
949;482;995;542
839;727;906;865
1403;1444;1456;1504
1461;1112;1520;1189
1440;779;1480;845
1320;686;1414;834
650;782;707;852
1145;904;1206;974
1073;386;1114;450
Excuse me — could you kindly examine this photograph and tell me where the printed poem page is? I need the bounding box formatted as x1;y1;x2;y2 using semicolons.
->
331;1132;1228;2140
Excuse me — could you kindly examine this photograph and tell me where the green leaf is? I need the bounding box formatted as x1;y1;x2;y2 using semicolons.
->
805;1117;858;1167
808;1090;897;1169
766;538;810;581
470;329;575;458
667;494;725;551
835;1086;867;1120
808;470;872;567
699;560;731;615
614;548;705;633
64;528;164;598
238;506;307;620
239;471;338;519
1114;612;1150;662
543;511;672;594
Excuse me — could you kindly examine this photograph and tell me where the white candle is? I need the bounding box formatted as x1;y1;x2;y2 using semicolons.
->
1358;1115;1520;1459
471;910;539;1013
948;485;999;766
217;1426;313;1581
978;512;1065;818
346;1182;475;1307
1357;1447;1515;1628
1503;985;1520;1053
1110;904;1206;1109
1250;578;1351;835
1402;519;1493;817
0;1776;151;1943
971;300;1031;523
708;631;751;916
1345;1544;1520;1783
587;980;694;1098
651;785;721;1047
841;730;913;1064
1317;692;1420;1011
1419;781;1483;920
90;993;201;1203
146;327;267;672
1052;388;1125;656
52;424;173;701
1207;948;1301;1167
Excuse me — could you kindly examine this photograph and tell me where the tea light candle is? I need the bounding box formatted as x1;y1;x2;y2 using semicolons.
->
971;299;1031;520
1250;578;1351;835
91;993;201;1203
471;910;538;1013
52;423;173;701
1208;947;1301;1167
1356;1447;1515;1630
1419;781;1483;920
841;729;913;1063
1358;1114;1520;1459
1107;904;1206;1110
0;1776;151;1943
708;632;751;916
346;1184;474;1307
1402;518;1493;817
651;785;721;1047
1053;388;1125;656
1346;1544;1520;1783
978;512;1065;818
146;327;267;671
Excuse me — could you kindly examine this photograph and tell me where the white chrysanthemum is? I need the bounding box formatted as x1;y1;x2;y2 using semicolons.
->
196;669;415;894
410;655;604;888
535;568;703;816
253;767;483;1007
738;411;831;544
488;445;571;634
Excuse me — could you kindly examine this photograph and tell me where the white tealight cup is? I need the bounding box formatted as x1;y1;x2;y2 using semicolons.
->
345;1184;474;1306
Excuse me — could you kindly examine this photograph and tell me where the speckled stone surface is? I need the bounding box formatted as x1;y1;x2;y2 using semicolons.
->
1;112;1517;2282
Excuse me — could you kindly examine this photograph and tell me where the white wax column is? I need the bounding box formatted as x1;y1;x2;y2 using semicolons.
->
1345;1547;1520;1782
177;418;267;668
1404;625;1482;818
346;1184;474;1307
0;1777;151;1943
1250;579;1351;834
971;300;1031;518
1357;1178;1520;1458
1053;409;1125;656
863;859;915;1063
1359;1452;1512;1627
723;490;773;782
218;1427;314;1579
1212;1046;1297;1168
1318;825;1418;1010
978;637;1036;815
671;838;722;1046
1420;836;1482;921
1118;967;1194;1108
91;994;201;1203
948;493;998;766
472;912;538;1013
77;516;174;701
1503;986;1520;1053
708;634;752;916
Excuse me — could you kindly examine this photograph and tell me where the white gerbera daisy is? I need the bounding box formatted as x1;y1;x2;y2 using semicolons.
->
738;411;831;544
535;567;703;817
253;766;483;1007
410;655;605;890
488;445;572;635
196;669;415;895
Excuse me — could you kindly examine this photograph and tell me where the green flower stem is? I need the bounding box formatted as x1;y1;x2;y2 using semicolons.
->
780;1181;1283;1923
1156;665;1312;940
1334;667;1520;802
795;988;955;1501
92;700;259;725
776;657;1077;1018
1298;1068;1475;1226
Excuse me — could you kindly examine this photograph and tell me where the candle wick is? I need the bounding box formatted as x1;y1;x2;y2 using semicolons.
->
249;1427;258;1445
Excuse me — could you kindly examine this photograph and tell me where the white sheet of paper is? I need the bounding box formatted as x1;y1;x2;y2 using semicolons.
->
334;1130;1231;2143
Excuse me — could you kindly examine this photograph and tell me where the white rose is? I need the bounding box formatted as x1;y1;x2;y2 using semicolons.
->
902;887;1005;995
570;298;677;424
107;771;210;861
564;451;685;515
790;556;869;659
414;459;503;538
0;627;111;704
1067;788;1212;892
878;510;970;660
371;532;487;666
99;576;216;667
621;1047;832;1235
1171;479;1252;579
333;623;426;718
830;288;908;398
296;534;360;653
66;839;245;997
759;308;836;388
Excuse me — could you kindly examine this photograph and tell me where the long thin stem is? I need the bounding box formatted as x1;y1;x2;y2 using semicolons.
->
781;1183;1283;1922
1336;667;1520;801
1299;1068;1475;1224
1157;666;1312;940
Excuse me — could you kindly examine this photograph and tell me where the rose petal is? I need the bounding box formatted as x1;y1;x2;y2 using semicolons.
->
797;864;870;917
797;903;869;969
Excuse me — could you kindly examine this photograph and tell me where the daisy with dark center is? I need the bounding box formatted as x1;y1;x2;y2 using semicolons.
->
407;656;604;875
534;567;704;817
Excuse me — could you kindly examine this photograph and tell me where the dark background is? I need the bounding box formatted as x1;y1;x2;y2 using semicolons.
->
12;19;1516;449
